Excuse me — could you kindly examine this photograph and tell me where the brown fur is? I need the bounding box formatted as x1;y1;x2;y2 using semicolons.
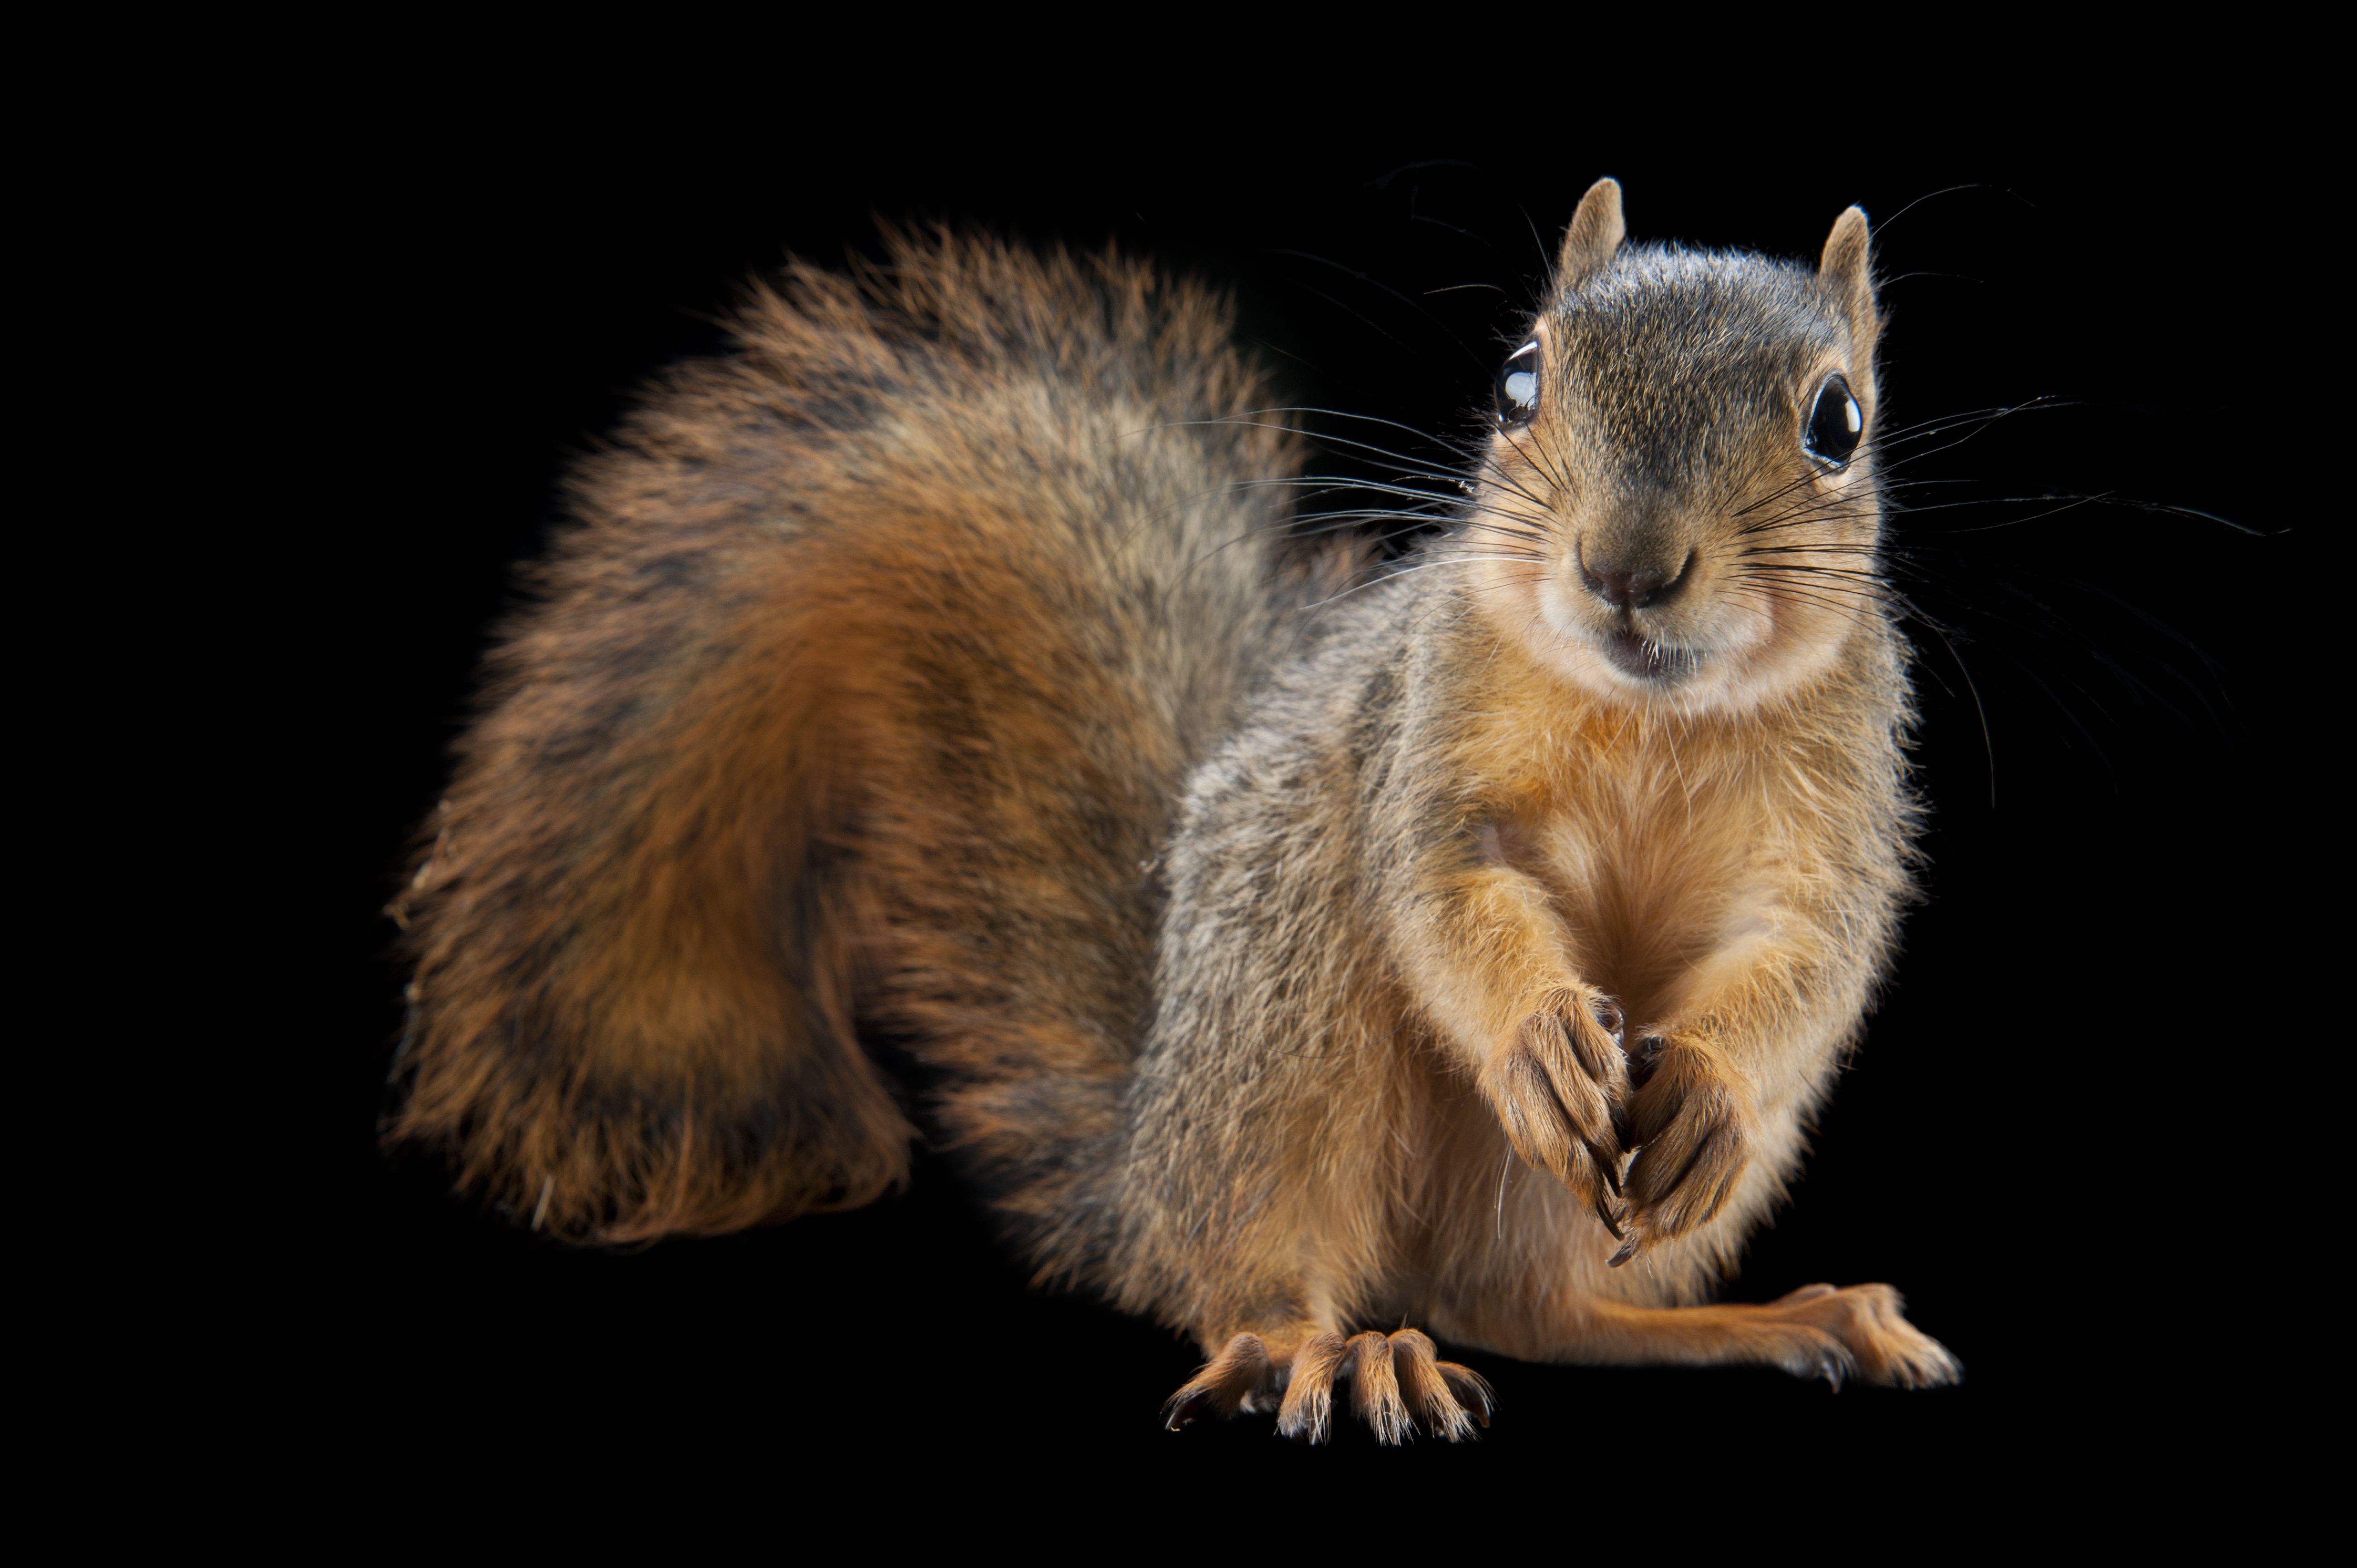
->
389;186;1958;1441
390;233;1330;1251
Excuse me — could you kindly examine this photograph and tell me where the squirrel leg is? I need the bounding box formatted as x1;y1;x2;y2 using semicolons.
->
1608;918;1881;1264
1611;937;1869;1266
1163;1323;1493;1444
1388;856;1632;1227
1543;1285;1961;1389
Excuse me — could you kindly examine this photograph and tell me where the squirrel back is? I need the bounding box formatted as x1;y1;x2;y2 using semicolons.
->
389;233;1341;1258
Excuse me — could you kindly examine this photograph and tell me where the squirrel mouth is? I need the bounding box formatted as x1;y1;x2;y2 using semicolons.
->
1600;628;1699;682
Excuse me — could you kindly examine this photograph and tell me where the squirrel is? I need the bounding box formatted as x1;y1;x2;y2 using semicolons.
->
387;178;1961;1442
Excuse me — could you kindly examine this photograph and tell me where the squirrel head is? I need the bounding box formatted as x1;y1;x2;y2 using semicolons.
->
1466;178;1884;714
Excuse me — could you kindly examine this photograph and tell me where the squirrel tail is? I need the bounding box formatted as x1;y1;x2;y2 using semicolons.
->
388;233;1335;1265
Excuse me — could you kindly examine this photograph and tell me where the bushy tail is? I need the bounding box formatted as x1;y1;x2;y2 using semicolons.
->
388;233;1329;1264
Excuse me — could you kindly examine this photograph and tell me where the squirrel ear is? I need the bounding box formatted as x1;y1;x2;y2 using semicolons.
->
1818;205;1879;354
1556;178;1626;287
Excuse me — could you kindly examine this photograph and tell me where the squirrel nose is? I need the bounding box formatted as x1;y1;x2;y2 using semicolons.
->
1579;547;1691;610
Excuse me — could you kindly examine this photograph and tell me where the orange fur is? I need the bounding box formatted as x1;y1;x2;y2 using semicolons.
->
389;190;1959;1443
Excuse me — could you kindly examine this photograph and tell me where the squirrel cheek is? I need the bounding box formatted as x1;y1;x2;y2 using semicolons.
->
1719;596;1857;708
1708;596;1778;662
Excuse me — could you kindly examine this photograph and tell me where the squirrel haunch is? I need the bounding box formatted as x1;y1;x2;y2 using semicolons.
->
389;184;1960;1437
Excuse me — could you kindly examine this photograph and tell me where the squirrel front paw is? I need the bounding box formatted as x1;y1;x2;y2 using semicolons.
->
1611;1032;1758;1264
1477;988;1631;1229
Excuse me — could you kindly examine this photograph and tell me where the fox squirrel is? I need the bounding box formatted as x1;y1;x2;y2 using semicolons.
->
387;178;1960;1442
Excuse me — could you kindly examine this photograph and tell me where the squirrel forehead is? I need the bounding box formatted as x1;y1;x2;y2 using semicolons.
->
1533;244;1851;484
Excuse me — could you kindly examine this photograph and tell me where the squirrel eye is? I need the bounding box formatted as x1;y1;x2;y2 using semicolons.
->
1803;373;1863;467
1495;341;1541;427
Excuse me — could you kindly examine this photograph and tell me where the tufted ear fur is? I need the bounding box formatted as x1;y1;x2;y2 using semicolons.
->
1556;178;1626;286
1818;206;1879;361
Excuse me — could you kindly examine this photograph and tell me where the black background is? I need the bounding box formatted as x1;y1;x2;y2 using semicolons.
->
290;72;2315;1504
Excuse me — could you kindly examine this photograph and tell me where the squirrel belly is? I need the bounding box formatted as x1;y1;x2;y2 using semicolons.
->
391;185;1963;1441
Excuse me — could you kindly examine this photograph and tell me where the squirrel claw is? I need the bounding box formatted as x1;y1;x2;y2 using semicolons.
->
1161;1332;1274;1430
1590;995;1626;1044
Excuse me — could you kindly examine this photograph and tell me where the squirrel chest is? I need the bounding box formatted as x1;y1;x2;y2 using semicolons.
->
1457;665;1821;1034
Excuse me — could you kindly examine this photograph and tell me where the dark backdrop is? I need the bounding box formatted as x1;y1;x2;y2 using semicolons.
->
295;83;2310;1499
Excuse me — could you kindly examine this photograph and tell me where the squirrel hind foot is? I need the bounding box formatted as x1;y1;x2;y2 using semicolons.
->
1766;1283;1963;1390
1166;1328;1492;1445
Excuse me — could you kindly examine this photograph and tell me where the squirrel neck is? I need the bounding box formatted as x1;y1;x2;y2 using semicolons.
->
1428;572;1905;806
